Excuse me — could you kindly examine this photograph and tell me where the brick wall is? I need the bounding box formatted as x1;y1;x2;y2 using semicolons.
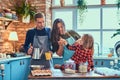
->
0;0;52;53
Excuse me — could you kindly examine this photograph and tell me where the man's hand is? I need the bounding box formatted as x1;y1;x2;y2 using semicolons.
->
27;46;33;55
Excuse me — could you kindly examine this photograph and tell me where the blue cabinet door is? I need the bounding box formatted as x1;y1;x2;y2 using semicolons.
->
0;62;10;80
10;58;30;80
0;70;2;80
94;59;113;67
22;58;31;80
4;62;10;80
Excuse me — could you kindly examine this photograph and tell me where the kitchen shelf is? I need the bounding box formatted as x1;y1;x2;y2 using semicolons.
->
0;17;19;29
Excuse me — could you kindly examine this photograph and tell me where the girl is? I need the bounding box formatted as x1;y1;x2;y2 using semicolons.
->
66;34;94;71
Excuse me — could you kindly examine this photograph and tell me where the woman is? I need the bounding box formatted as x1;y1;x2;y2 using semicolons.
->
51;18;66;56
51;18;80;61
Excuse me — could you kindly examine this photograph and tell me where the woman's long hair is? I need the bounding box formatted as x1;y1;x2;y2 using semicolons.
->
51;18;65;44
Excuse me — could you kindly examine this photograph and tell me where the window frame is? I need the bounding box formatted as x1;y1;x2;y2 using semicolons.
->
51;0;119;58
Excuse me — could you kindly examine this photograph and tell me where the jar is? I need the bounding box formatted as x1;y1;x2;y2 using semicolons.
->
79;62;88;73
64;59;76;70
64;59;76;73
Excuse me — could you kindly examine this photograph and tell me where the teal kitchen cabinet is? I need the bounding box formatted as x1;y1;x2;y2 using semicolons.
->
94;59;112;67
94;58;120;68
53;57;120;68
0;62;10;80
10;58;31;80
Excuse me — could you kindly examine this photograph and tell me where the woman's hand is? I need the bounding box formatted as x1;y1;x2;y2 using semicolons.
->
58;38;67;46
27;46;33;55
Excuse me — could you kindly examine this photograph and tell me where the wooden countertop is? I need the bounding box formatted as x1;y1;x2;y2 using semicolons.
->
28;69;120;79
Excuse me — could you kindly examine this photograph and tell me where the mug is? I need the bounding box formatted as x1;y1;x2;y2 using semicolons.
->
45;52;51;60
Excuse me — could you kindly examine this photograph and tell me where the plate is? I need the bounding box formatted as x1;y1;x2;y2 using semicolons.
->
115;41;120;57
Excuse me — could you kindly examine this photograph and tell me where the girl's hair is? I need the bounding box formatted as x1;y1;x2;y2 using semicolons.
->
51;18;65;43
82;34;94;49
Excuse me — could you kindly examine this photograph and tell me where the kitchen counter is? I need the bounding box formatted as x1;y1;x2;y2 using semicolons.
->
28;69;120;80
93;56;120;60
0;55;31;63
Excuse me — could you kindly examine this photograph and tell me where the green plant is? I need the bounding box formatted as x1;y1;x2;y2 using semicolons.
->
117;0;120;10
111;29;120;38
111;0;120;38
11;0;36;20
77;0;87;24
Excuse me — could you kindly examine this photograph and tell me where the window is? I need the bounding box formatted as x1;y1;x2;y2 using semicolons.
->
77;8;100;29
52;0;119;57
103;8;119;29
52;9;75;30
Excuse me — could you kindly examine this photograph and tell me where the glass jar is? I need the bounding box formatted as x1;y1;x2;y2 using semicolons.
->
79;62;88;73
64;59;76;70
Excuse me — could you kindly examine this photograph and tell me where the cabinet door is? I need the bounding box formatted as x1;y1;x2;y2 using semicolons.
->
4;62;10;80
94;59;112;67
0;62;10;80
10;58;31;80
22;58;31;80
0;70;2;80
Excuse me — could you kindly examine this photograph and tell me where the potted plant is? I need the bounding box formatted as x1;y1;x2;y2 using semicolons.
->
111;0;120;38
77;0;87;24
117;0;120;10
12;0;36;23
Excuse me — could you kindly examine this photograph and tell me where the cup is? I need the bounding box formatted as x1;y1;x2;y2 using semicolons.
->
7;55;11;58
0;53;3;58
45;52;51;60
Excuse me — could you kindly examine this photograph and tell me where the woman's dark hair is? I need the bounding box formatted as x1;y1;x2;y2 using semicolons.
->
51;18;65;43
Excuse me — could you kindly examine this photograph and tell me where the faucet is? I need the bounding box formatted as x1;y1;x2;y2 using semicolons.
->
94;42;100;56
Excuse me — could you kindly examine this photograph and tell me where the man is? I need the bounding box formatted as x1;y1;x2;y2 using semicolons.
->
24;12;51;68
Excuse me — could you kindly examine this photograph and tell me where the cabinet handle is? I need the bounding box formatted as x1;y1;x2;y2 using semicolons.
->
0;73;5;76
95;61;98;65
20;61;22;65
7;62;10;64
101;61;104;66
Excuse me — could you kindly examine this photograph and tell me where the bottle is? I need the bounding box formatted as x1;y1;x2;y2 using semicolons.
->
110;61;114;69
114;59;118;70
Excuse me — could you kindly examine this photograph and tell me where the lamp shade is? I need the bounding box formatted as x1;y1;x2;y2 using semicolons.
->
8;31;18;41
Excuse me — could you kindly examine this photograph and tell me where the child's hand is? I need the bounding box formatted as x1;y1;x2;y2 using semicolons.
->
74;38;82;45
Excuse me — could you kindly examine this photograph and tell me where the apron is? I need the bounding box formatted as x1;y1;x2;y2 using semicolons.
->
31;30;50;69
